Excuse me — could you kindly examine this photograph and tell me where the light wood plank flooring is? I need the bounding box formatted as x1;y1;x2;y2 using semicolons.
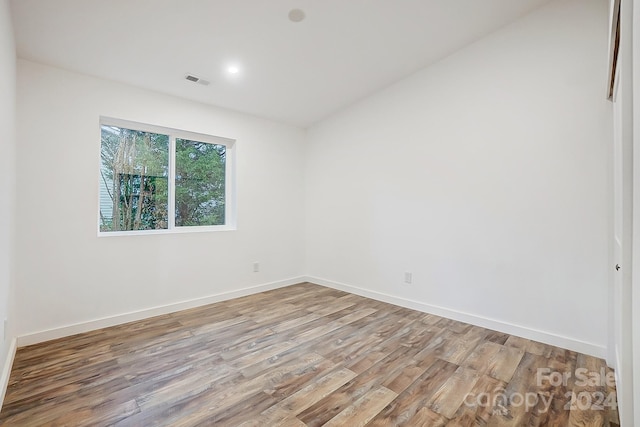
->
0;283;620;426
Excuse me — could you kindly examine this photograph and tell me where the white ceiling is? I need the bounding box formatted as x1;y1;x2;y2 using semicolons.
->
10;0;553;127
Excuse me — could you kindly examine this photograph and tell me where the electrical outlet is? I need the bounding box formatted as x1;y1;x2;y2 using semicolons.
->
404;272;412;284
253;262;260;273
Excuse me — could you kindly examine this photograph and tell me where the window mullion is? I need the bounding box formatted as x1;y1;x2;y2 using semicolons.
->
168;135;176;229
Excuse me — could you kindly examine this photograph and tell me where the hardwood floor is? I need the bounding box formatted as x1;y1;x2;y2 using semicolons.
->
0;283;619;426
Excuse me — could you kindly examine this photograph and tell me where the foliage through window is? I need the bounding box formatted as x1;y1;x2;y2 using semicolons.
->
175;139;226;227
99;118;234;234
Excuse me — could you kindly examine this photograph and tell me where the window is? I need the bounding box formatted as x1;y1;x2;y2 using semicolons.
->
99;117;235;235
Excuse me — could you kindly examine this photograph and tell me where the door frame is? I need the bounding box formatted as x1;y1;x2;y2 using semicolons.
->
631;0;640;423
610;0;635;425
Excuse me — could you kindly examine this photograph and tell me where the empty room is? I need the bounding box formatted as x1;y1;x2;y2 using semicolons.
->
0;0;639;425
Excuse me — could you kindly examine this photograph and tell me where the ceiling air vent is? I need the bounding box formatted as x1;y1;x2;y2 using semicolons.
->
185;74;210;86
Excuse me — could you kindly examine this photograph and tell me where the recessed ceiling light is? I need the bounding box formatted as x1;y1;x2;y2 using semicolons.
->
227;66;240;74
288;9;305;23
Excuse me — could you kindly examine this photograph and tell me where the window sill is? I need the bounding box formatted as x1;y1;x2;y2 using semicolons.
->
97;224;237;237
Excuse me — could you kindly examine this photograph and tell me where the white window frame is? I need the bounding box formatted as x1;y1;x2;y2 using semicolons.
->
98;117;236;236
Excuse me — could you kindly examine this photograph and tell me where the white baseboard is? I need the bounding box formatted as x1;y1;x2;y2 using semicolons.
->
14;274;608;359
17;277;305;347
304;276;607;359
0;338;17;411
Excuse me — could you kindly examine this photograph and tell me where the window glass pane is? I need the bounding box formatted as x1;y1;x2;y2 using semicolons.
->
100;126;169;231
175;139;226;227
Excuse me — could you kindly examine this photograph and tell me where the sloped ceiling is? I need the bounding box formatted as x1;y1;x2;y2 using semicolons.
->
11;0;553;127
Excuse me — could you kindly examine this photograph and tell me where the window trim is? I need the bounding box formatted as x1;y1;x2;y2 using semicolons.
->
98;116;237;237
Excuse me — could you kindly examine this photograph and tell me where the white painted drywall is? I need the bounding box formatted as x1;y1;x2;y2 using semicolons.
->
0;0;17;401
15;60;306;336
305;0;611;352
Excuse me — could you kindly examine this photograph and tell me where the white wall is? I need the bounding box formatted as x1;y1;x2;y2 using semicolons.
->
15;60;306;338
0;0;16;391
305;0;611;356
